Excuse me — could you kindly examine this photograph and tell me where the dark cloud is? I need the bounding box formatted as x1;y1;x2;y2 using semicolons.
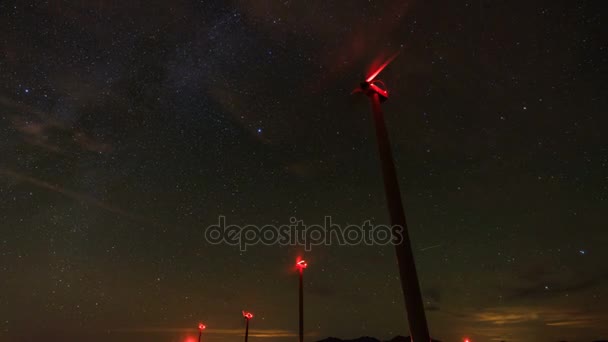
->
508;271;608;300
423;287;441;311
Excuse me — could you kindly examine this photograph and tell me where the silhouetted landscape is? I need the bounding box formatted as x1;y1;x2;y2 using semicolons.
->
318;337;608;342
318;336;441;342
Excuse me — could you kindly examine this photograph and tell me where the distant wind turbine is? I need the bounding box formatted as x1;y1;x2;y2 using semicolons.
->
242;310;254;342
197;322;206;342
296;258;307;342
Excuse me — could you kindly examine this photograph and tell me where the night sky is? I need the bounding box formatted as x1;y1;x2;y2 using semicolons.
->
1;1;607;342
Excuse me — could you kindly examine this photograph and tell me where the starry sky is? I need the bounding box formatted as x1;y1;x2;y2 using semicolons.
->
1;1;607;342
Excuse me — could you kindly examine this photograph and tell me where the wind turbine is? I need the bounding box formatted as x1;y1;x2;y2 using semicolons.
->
197;322;206;342
353;53;431;342
242;310;254;342
295;258;307;342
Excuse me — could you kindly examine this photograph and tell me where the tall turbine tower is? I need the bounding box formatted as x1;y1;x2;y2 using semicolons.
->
354;53;431;342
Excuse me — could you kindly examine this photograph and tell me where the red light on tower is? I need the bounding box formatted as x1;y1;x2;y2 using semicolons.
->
197;322;206;342
242;310;253;342
463;338;471;342
296;259;307;270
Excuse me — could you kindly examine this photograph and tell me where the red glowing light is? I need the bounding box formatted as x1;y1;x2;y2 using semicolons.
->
242;310;254;319
365;51;400;83
463;338;470;342
296;259;308;270
198;323;206;331
368;81;389;99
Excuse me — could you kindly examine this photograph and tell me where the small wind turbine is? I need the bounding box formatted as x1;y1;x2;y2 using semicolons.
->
295;258;307;342
197;322;206;342
242;310;254;342
353;53;431;342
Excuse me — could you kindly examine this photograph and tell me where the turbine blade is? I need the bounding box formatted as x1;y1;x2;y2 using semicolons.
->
365;51;400;82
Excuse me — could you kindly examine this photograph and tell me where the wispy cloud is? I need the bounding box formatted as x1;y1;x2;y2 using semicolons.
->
508;271;608;301
545;320;596;327
472;306;602;328
1;95;112;154
0;168;149;223
473;308;539;325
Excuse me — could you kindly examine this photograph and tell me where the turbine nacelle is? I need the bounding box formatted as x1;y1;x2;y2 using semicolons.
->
359;80;389;102
242;311;254;320
353;51;399;102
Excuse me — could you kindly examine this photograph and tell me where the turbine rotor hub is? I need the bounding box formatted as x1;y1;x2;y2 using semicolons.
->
360;80;389;101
